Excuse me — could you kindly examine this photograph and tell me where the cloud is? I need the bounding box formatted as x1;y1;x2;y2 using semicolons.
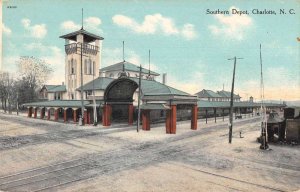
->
208;6;253;40
2;23;12;35
60;21;81;31
112;14;197;40
182;24;197;40
21;18;47;39
60;17;102;34
166;62;206;94
237;67;300;100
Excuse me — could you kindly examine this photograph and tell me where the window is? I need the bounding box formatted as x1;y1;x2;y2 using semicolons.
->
71;59;76;74
88;59;92;75
93;61;95;75
109;73;114;78
84;59;87;74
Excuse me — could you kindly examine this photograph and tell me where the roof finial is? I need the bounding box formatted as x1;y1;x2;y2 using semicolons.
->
81;8;84;30
123;41;125;62
148;49;151;77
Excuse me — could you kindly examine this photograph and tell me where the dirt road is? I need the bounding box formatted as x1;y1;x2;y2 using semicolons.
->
0;113;299;192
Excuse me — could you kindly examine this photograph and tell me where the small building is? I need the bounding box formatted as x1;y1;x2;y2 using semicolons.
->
195;89;241;102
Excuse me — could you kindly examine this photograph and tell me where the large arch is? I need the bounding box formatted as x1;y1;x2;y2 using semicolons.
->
104;78;139;103
102;78;139;126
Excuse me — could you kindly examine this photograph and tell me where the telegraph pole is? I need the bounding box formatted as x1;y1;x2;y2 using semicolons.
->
228;56;243;143
79;8;84;125
137;65;142;132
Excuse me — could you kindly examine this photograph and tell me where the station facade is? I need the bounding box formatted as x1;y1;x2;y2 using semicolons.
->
24;27;199;134
24;27;286;134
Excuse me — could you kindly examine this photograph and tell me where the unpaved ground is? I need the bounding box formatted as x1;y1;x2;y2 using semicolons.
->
0;112;299;192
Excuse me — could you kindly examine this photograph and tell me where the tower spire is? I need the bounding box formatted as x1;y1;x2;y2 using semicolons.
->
123;41;125;62
81;8;84;30
148;49;151;77
122;41;125;72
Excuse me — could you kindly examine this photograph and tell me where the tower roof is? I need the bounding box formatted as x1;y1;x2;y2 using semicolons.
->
59;29;104;43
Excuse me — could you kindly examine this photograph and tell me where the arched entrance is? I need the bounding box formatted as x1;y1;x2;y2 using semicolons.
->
103;77;138;126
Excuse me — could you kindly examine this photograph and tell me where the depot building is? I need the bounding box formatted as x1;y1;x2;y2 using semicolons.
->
24;27;199;134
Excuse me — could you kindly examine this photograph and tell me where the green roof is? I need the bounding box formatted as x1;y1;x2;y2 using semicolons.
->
43;85;58;90
217;90;240;98
79;77;191;97
141;104;170;110
195;89;221;98
47;85;66;93
77;77;114;91
100;61;160;76
198;100;286;108
132;78;190;96
23;100;90;108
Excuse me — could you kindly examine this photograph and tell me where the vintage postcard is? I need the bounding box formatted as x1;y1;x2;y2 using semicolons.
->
0;0;299;191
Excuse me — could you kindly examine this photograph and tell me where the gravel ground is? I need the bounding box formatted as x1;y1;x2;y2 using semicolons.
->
0;112;299;192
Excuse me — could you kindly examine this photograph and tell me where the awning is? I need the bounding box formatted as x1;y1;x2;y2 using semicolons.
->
140;104;170;110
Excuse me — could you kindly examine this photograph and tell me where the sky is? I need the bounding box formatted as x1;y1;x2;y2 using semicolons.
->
2;0;300;101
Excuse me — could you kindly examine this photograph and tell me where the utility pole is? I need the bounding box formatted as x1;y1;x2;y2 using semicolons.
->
259;44;268;150
228;56;243;143
79;8;84;126
137;65;142;132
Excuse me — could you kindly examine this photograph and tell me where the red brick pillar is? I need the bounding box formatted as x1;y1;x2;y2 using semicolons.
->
87;110;91;124
191;104;198;130
47;108;51;120
28;107;32;118
166;110;170;134
128;104;134;125
102;104;111;126
54;108;59;121
40;108;45;119
73;109;77;122
33;108;37;118
84;109;88;125
166;105;177;134
142;110;150;131
63;108;67;123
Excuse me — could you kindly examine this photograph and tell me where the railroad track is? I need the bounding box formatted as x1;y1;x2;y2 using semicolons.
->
1;117;294;191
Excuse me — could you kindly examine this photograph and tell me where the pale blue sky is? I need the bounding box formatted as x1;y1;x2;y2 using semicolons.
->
2;0;300;100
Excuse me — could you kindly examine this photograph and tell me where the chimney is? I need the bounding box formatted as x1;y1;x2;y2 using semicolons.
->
162;73;167;84
249;96;253;103
62;82;64;85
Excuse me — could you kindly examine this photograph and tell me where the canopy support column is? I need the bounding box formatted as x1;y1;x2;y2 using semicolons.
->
166;105;176;134
33;107;37;118
102;104;111;126
128;104;134;125
191;104;198;130
54;108;59;121
63;108;67;123
27;107;32;118
40;107;45;119
142;110;150;131
73;108;78;122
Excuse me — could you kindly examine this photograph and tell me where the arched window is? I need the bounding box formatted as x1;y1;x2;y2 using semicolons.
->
84;59;87;74
71;59;75;74
68;60;71;75
93;61;96;75
109;73;114;78
72;59;77;74
88;59;92;75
